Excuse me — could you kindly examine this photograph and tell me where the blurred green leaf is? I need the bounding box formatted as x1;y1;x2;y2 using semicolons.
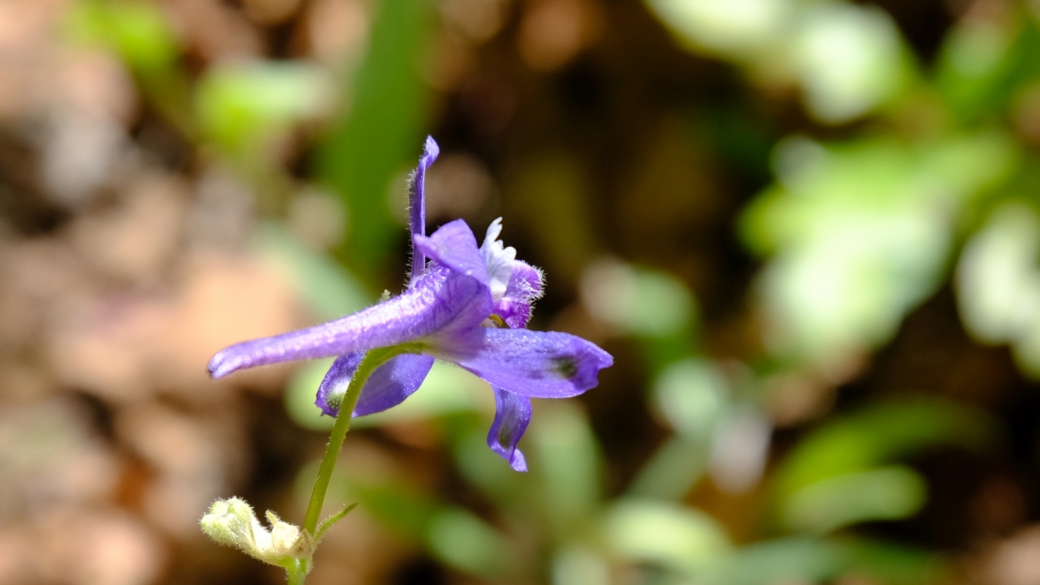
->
707;406;772;494
346;474;515;579
352;482;439;538
581;260;698;339
256;222;370;321
451;422;528;506
606;498;732;573
626;435;709;500
196;62;331;158
936;12;1040;123
793;3;912;123
774;397;991;500
705;537;847;585
957;202;1040;345
530;402;602;534
741;133;1015;363
746;134;1015;254
426;508;511;576
705;537;941;585
646;0;911;123
629;360;727;499
957;199;1040;379
652;358;728;438
780;465;927;533
64;0;178;75
936;19;1013;120
64;0;197;137
551;546;610;585
921;130;1019;196
644;0;791;58
316;0;434;280
842;538;944;585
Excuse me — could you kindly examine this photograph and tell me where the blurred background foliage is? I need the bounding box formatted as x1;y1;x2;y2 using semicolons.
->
3;0;1040;584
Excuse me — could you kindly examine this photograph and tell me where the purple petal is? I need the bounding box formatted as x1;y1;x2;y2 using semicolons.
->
209;265;487;378
491;299;532;330
431;328;613;398
506;262;543;300
487;387;530;472
492;261;543;328
413;219;489;287
316;352;435;417
409;137;440;285
315;352;363;415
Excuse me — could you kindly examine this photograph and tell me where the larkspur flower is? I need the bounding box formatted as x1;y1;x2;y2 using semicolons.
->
208;137;612;471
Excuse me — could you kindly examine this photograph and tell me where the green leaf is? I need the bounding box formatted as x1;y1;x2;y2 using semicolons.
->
935;13;1040;123
316;0;434;279
551;546;610;585
705;537;942;585
425;507;511;576
196;63;331;157
314;502;359;543
352;482;438;538
780;466;927;533
792;4;912;123
652;358;729;438
605;499;732;573
958;202;1040;379
530;402;603;533
773;397;992;500
256;222;370;321
705;537;847;585
582;261;698;339
739;133;1016;364
644;0;791;58
64;0;179;75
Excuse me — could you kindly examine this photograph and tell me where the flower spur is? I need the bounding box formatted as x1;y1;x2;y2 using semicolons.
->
208;137;612;471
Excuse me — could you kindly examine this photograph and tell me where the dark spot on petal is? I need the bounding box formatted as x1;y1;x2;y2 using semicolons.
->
554;357;578;379
497;424;513;448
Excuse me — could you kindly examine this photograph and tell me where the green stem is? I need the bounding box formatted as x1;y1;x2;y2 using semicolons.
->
286;559;309;585
302;347;399;535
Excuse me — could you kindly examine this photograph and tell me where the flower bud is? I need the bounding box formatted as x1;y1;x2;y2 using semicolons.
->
200;497;263;553
267;511;310;559
200;497;308;566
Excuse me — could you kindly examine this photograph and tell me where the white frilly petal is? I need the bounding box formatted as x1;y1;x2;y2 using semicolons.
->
480;218;519;303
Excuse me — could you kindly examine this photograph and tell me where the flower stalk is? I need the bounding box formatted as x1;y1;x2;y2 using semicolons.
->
201;350;392;585
302;347;399;535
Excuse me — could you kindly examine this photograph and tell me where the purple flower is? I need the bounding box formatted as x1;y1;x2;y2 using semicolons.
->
208;137;612;471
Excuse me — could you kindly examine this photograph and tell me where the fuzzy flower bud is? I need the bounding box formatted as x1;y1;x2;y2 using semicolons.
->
200;497;310;566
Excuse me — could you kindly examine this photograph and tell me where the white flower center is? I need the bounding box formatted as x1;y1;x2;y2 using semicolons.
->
480;218;517;303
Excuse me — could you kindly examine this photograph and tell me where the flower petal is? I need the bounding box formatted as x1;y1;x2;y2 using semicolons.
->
209;265;485;378
315;352;362;415
409;137;440;285
315;352;435;417
505;261;543;300
413;219;489;287
490;299;532;330
480;218;518;301
476;218;543;328
487;387;530;472
493;261;544;328
431;328;613;398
